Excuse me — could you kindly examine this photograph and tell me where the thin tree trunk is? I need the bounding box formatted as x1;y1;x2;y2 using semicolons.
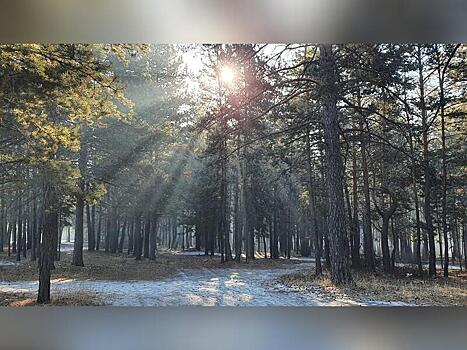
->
96;205;102;251
72;128;88;266
135;214;142;260
118;216;127;253
12;200;16;254
360;120;374;271
418;46;436;277
31;197;37;261
86;204;95;251
72;195;85;266
128;216;134;255
439;60;450;278
7;221;12;256
0;197;4;253
376;199;397;273
16;194;22;262
410;140;423;274
306;128;322;275
143;213;150;258
149;215;158;260
463;220;467;270
351;135;360;268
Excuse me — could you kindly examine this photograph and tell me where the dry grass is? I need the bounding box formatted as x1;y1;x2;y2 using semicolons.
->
279;268;467;306
0;291;106;307
0;248;300;282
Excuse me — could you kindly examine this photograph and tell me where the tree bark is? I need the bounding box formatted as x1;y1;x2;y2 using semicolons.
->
37;176;59;304
318;44;352;284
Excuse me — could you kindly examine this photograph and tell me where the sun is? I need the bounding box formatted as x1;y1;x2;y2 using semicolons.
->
220;66;235;84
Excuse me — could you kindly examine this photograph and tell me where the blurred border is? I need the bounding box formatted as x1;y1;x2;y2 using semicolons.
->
0;308;465;350
1;0;467;43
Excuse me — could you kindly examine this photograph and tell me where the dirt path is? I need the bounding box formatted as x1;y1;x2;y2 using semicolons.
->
0;258;413;306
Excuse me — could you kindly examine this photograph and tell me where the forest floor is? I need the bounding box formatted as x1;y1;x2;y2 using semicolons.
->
0;244;465;306
279;267;467;306
0;244;302;282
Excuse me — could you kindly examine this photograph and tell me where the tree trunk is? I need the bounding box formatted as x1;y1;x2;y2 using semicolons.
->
318;44;352;284
16;194;22;262
234;160;241;261
306;128;322;275
72;127;88;267
12;204;16;254
376;199;397;273
439;64;450;277
143;213;150;258
390;217;398;269
418;46;436;277
118;216;127;253
128;216;134;255
72;195;85;266
135;214;142;260
0;197;4;253
241;147;252;262
105;215;111;253
463;220;467;270
360;120;374;271
31;197;37;261
37;177;59;304
86;205;95;251
96;205;102;251
351;136;360;268
409;138;423;274
149;215;158;260
7;221;12;256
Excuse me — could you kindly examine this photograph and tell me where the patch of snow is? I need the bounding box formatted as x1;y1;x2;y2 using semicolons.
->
175;251;317;263
395;262;462;271
58;242;81;252
0;260;17;267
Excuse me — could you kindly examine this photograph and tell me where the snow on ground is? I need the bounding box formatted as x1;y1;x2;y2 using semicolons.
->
0;243;75;265
0;261;414;306
175;252;464;271
59;242;79;252
395;262;462;271
0;260;17;267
